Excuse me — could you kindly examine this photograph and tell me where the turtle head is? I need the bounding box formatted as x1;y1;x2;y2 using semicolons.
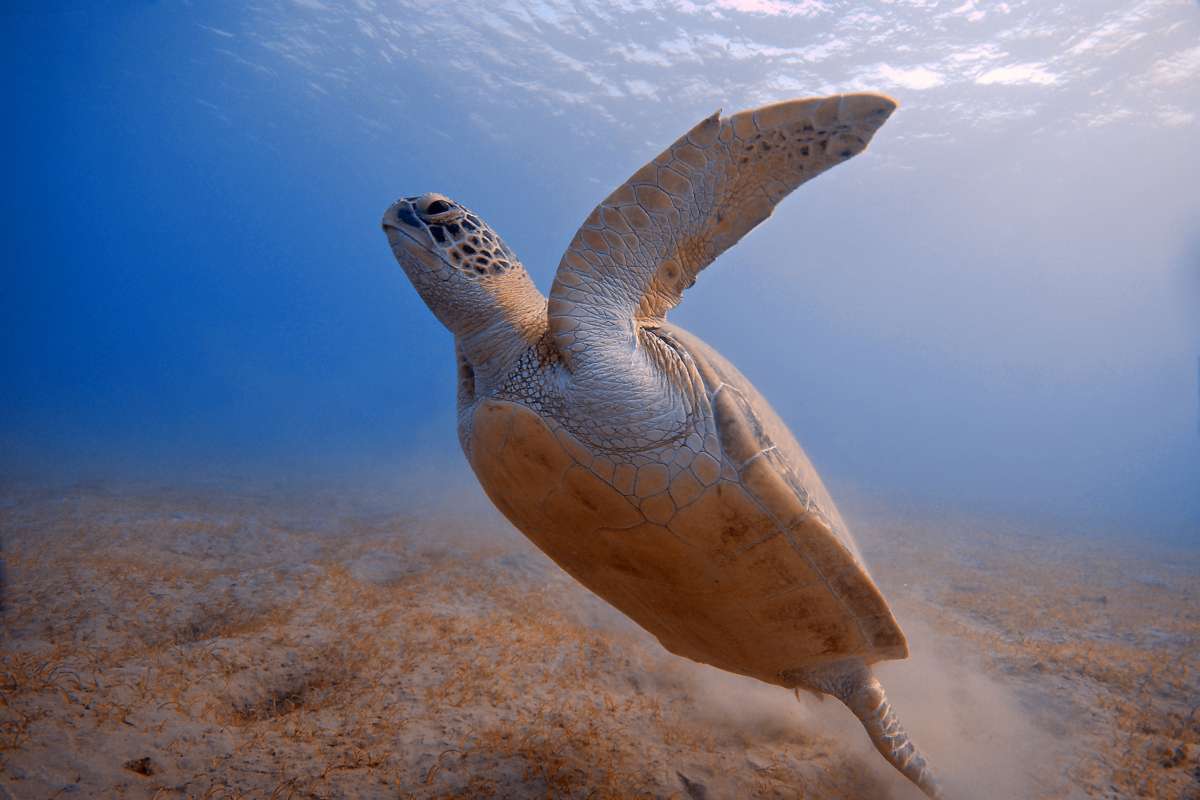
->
383;193;522;280
382;193;533;331
381;193;546;375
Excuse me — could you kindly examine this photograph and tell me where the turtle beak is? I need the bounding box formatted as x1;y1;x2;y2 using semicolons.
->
382;198;447;277
382;197;439;253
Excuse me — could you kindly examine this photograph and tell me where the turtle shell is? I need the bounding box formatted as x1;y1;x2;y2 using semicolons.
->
466;324;906;687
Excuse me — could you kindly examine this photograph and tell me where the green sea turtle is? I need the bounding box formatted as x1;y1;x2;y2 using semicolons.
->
382;92;941;798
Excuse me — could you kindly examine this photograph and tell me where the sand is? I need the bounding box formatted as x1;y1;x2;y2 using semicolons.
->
1;479;1196;799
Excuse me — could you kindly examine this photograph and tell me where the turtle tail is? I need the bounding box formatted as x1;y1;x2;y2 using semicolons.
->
793;660;942;798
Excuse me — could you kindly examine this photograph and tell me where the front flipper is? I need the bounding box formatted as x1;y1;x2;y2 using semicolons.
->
548;93;896;368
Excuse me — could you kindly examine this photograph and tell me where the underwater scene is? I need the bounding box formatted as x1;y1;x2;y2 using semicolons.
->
2;2;1198;798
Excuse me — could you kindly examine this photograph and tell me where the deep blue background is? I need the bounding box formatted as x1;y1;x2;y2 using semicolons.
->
3;2;1197;537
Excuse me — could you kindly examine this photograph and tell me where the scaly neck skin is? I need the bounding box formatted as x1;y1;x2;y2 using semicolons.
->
452;278;548;395
382;197;549;393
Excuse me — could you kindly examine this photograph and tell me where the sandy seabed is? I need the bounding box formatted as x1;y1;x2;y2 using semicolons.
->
0;480;1196;799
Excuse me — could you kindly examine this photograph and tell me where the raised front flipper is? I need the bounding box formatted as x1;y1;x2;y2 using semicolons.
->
548;93;896;370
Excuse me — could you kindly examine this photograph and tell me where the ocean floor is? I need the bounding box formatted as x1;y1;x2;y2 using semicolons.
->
1;479;1196;799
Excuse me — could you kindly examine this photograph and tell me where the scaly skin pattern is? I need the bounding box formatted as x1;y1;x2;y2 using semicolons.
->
381;94;942;799
793;660;943;798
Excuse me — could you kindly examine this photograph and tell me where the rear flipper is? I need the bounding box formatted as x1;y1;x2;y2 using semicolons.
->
790;659;942;799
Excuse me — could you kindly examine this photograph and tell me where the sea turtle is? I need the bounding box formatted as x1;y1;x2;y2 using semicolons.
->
381;92;941;798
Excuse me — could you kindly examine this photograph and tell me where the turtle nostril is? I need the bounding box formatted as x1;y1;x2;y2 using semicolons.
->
396;204;421;228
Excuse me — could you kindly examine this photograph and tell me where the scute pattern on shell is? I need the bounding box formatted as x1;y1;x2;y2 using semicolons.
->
464;320;905;685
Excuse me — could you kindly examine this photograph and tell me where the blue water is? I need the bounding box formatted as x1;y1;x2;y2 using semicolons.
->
2;2;1197;536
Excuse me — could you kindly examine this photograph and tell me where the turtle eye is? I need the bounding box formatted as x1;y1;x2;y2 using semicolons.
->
416;194;463;224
